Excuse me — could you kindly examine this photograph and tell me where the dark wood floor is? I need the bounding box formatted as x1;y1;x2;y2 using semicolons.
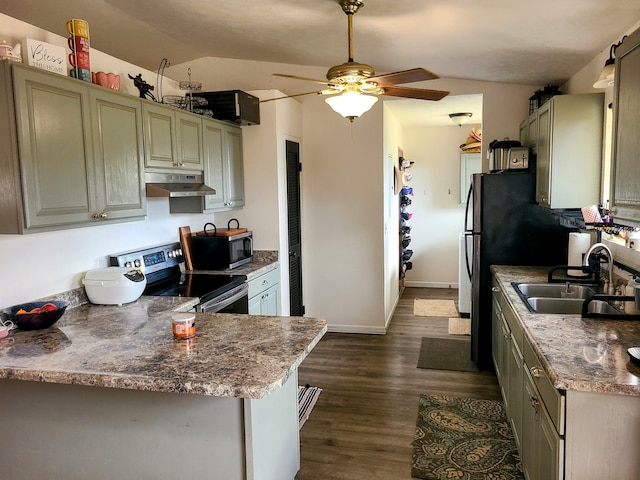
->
295;287;500;480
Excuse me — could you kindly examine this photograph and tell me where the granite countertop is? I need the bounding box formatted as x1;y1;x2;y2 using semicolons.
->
492;265;640;396
0;295;327;399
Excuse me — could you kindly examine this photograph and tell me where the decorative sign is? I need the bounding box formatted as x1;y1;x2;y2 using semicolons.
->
23;38;67;75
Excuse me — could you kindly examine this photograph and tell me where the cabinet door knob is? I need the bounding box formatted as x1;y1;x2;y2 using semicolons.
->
530;366;542;378
491;286;499;292
529;394;539;412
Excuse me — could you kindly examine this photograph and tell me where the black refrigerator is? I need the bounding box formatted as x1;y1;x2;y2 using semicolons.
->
464;172;568;370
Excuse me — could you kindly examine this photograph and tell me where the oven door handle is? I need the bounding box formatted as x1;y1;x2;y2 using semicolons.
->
200;283;249;313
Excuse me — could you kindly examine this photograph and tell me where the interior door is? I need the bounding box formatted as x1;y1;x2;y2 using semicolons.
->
286;140;304;316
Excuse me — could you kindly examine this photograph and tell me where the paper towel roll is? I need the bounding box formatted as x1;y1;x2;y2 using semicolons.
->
568;232;591;277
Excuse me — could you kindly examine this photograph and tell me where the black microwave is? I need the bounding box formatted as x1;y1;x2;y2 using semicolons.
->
190;231;253;270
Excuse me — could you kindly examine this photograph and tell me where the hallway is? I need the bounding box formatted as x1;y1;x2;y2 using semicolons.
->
295;287;500;480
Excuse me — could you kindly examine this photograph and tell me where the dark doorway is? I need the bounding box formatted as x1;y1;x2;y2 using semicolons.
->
286;140;304;316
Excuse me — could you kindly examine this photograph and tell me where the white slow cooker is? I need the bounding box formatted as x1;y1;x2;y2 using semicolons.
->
83;267;146;305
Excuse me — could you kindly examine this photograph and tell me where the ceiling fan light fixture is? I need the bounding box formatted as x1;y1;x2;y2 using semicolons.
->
326;90;378;122
449;112;473;126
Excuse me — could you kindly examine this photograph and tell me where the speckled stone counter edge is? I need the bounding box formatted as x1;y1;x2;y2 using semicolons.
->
492;265;640;397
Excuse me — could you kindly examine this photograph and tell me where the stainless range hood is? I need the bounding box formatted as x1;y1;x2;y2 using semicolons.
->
145;172;216;197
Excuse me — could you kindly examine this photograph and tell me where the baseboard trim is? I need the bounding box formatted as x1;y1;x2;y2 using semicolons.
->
404;281;460;289
327;324;387;335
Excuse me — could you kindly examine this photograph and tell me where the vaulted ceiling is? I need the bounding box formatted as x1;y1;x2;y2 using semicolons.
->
1;0;638;126
2;0;637;84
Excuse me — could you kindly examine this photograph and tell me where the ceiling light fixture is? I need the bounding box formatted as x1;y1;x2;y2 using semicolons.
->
325;90;379;122
449;112;473;126
593;36;627;89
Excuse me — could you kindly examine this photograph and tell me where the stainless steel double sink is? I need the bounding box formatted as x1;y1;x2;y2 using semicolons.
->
513;282;621;315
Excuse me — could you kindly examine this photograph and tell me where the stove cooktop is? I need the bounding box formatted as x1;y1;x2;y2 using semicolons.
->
144;272;246;304
108;242;246;304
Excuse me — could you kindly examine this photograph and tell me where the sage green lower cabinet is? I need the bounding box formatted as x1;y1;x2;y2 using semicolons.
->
492;274;640;479
0;61;145;233
522;355;564;480
492;277;563;480
248;268;279;316
492;280;524;450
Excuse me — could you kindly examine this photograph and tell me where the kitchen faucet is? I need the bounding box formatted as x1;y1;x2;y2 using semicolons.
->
584;243;615;295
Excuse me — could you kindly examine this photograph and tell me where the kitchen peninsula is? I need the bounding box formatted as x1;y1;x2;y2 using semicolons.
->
0;295;327;480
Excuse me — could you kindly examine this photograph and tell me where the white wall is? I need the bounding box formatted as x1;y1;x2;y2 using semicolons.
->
301;95;386;332
0;200;211;307
0;13;180;99
382;104;403;327
402;124;480;287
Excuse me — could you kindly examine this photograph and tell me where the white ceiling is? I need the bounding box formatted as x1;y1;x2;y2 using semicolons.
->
386;93;483;128
1;0;637;126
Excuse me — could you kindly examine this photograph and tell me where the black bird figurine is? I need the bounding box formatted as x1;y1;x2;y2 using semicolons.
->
128;73;156;101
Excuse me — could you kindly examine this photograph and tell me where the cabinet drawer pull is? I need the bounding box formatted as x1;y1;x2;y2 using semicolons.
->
530;366;542;378
262;280;268;286
503;332;511;340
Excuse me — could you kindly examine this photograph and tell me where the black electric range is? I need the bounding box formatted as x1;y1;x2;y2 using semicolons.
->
108;242;248;313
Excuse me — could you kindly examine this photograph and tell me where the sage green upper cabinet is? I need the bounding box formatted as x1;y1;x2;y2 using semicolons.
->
534;93;603;208
12;63;94;229
203;120;244;211
202;120;225;210
176;111;203;170
610;28;640;224
223;125;245;209
142;102;203;171
90;88;146;221
519;112;538;154
0;61;145;233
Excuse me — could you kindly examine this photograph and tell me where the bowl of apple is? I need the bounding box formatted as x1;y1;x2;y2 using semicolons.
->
8;301;68;330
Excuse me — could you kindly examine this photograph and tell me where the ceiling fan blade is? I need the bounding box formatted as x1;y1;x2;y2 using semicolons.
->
368;68;439;87
273;73;330;86
381;86;449;101
259;88;340;103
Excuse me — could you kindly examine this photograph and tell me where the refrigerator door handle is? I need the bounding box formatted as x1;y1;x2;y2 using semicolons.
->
464;181;473;232
464;181;474;280
464;231;473;280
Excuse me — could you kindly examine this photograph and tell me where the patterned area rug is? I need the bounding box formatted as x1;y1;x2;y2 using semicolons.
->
412;394;523;480
414;299;459;318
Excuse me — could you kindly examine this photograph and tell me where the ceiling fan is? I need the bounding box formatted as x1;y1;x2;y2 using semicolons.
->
266;0;449;121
